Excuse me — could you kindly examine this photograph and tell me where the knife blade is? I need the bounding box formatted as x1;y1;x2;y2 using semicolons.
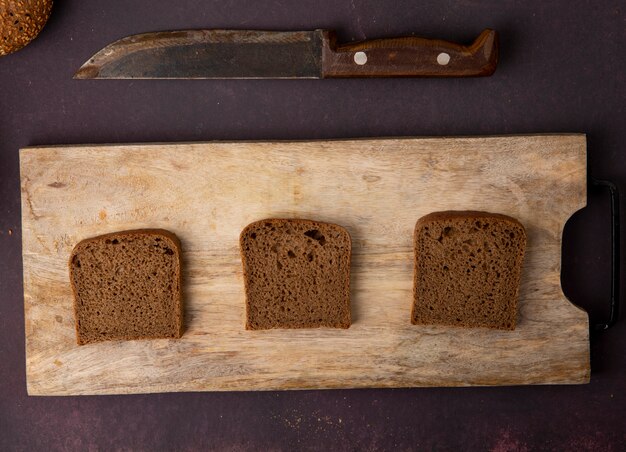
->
74;29;498;79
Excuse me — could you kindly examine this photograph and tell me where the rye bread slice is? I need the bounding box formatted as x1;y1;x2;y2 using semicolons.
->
240;219;352;330
69;229;183;345
412;211;527;330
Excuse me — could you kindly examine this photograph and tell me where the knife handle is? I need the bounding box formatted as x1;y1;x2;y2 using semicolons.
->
320;29;498;78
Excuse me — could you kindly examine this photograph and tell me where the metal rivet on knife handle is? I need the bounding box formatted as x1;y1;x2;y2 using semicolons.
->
437;52;451;65
354;51;367;65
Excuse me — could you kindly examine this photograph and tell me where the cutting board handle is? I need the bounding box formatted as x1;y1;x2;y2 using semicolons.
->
320;29;498;78
591;178;621;331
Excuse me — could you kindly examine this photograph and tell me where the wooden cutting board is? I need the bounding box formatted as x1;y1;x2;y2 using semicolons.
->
20;135;589;395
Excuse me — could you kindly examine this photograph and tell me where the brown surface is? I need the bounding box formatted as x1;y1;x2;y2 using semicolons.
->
1;0;625;450
241;219;352;330
20;136;589;395
69;229;183;344
412;211;527;330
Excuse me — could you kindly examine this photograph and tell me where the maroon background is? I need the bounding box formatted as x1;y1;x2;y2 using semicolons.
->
1;1;625;450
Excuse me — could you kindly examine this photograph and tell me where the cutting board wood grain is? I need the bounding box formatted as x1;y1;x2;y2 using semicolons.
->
20;135;589;395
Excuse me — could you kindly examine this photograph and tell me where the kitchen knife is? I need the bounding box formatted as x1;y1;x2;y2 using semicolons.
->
74;29;498;79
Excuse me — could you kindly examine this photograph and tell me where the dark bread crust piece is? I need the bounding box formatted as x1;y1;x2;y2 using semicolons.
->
240;219;352;330
412;211;527;330
69;229;184;345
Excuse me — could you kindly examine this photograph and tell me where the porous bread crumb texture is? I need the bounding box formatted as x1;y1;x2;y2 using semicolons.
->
240;219;352;330
0;1;53;56
412;211;527;330
69;229;183;345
